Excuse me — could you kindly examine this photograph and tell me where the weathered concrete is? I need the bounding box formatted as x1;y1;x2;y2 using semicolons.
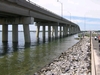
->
54;26;58;38
12;25;18;42
2;24;8;42
59;26;62;38
36;25;40;39
43;26;45;42
0;0;79;27
48;26;51;40
23;25;31;43
34;37;91;75
0;0;80;43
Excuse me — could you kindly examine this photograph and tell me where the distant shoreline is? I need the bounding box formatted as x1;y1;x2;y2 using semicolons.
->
0;30;36;32
0;30;48;32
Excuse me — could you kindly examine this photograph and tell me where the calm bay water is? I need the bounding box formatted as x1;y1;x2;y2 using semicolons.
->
0;32;79;75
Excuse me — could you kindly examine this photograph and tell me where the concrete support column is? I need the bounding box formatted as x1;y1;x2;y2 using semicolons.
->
2;24;8;42
36;25;40;39
51;26;54;37
70;26;72;35
74;27;75;33
69;25;71;35
66;26;68;36
74;27;76;34
23;25;30;43
64;26;67;36
68;26;69;35
12;25;18;42
62;26;64;37
75;27;77;33
55;26;58;38
71;27;74;34
59;26;62;38
63;26;66;37
43;25;45;42
48;26;51;40
76;27;77;33
73;27;75;34
65;26;67;36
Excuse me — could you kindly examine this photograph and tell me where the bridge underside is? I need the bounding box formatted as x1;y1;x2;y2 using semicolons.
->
0;12;21;18
0;0;80;43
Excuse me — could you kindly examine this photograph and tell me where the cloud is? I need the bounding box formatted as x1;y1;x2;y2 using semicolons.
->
30;0;100;18
91;0;100;5
29;0;100;30
67;0;79;5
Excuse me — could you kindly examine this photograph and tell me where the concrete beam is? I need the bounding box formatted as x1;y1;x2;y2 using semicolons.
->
0;17;34;24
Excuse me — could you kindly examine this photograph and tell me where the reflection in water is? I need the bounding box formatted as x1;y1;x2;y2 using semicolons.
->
0;32;79;75
13;42;18;52
0;42;8;56
24;43;31;48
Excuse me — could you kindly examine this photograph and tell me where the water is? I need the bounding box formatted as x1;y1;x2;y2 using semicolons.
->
0;32;79;75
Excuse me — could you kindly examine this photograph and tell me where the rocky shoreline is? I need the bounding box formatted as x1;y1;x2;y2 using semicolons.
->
34;37;91;75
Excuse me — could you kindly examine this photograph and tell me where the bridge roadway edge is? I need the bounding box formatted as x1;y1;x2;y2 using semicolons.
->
91;34;96;75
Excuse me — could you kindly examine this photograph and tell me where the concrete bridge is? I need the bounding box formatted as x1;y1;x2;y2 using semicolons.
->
0;0;80;43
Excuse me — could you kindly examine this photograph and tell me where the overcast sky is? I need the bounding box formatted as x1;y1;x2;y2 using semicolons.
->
29;0;100;31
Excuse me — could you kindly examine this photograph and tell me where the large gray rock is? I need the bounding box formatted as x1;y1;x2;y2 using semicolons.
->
34;38;91;75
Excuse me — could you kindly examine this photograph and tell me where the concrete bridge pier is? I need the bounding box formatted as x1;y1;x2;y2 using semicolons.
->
51;26;55;37
64;25;68;37
68;25;71;35
23;25;31;43
1;17;33;43
74;27;76;34
12;25;18;42
71;26;73;35
54;26;58;39
48;26;51;41
75;27;77;34
72;27;75;34
76;27;79;33
2;24;8;42
36;24;40;39
59;26;62;38
75;27;77;33
35;22;41;42
22;17;34;43
63;26;66;37
70;26;73;35
62;26;64;37
43;25;45;42
68;26;70;35
72;26;75;34
73;27;75;34
65;26;68;37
